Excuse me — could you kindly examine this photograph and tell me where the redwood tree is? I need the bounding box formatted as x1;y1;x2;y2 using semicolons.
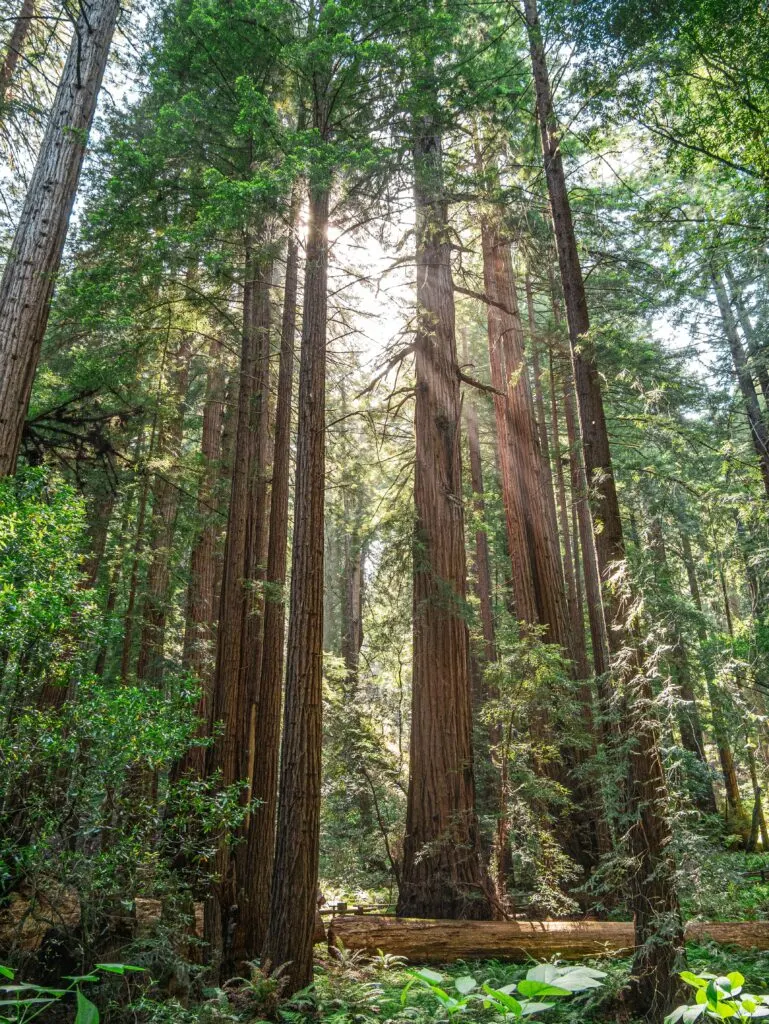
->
0;0;121;475
397;70;490;919
522;0;684;1014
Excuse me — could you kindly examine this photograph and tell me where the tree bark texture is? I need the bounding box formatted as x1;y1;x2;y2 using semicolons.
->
204;244;269;970
0;0;121;475
0;0;35;111
176;334;226;780
263;182;329;992
397;114;489;921
241;190;301;956
329;915;769;962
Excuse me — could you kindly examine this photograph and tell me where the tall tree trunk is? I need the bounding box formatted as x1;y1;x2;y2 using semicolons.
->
175;334;226;780
204;241;265;972
0;0;35;112
679;533;747;833
646;518;716;814
136;338;190;685
463;371;509;897
712;271;769;498
263;177;329;992
241;190;300;956
525;273;552;470
548;281;611;683
478;194;600;872
548;344;590;680
120;463;152;684
0;0;121;475
396;110;490;921
522;0;684;1013
464;392;496;670
724;266;769;411
481;214;570;647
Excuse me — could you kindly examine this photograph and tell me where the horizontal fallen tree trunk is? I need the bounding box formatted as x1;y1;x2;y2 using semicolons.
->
328;916;769;962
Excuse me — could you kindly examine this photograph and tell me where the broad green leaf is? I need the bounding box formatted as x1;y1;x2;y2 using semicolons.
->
63;975;99;984
713;1001;736;1017
553;970;604;992
727;973;745;994
75;989;99;1024
525;965;560;985
0;969;13;981
519;1001;556;1015
517;979;570;998
483;983;522;1016
415;968;443;984
454;976;477;994
682;973;709;989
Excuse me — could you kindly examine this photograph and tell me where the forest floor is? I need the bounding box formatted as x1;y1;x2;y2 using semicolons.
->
151;941;769;1024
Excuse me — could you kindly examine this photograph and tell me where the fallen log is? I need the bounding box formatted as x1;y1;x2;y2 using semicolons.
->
328;916;769;962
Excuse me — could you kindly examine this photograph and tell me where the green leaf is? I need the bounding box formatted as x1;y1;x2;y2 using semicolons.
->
454;976;477;994
519;1001;556;1015
525;965;560;985
552;970;604;993
682;1004;706;1023
0;969;13;982
95;964;144;974
682;972;709;990
727;973;745;995
75;989;99;1024
414;968;443;984
517;979;570;998
483;983;523;1016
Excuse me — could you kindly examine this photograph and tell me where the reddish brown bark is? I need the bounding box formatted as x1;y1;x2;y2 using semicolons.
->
522;0;683;1013
263;179;329;991
175;334;226;780
0;0;35;111
0;0;121;475
548;346;590;679
204;244;269;971
241;190;301;955
465;395;496;670
480;215;572;655
396;112;490;921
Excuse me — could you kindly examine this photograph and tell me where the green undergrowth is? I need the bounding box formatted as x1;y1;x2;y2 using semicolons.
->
127;942;769;1024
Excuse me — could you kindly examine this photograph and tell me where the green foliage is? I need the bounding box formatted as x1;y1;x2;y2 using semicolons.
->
0;962;143;1023
399;964;606;1020
0;472;246;962
666;968;769;1023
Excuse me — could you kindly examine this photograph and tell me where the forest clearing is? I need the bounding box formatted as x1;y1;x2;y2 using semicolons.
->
1;0;769;1021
